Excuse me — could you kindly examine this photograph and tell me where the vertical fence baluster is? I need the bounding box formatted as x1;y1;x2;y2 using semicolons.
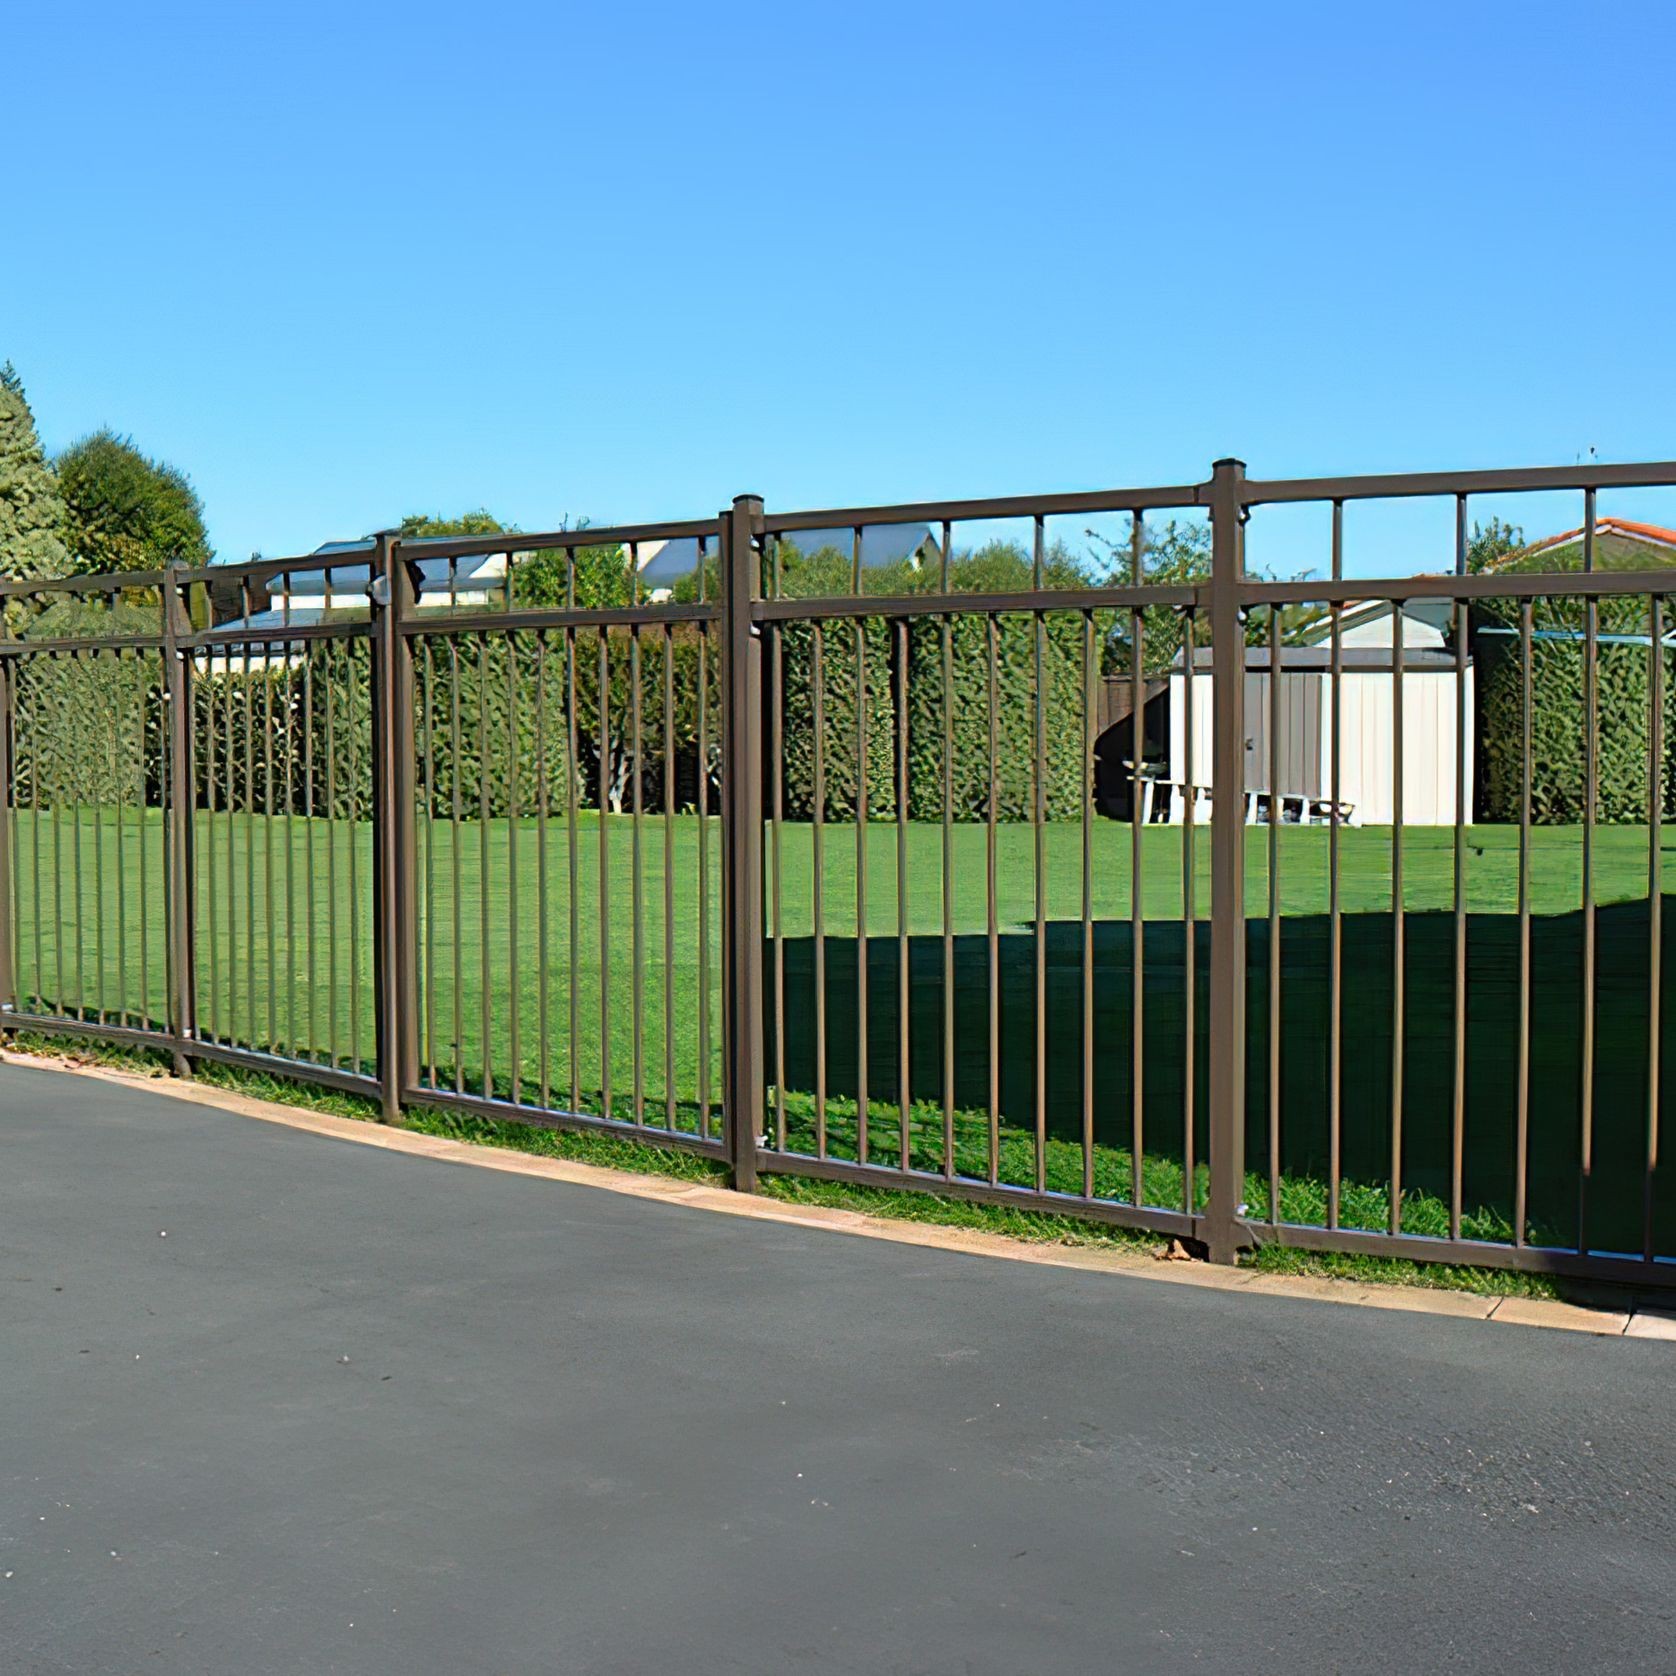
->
243;638;256;1052
596;627;610;1119
1646;595;1663;1267
896;613;911;1173
0;650;14;1026
1267;602;1282;1226
507;629;521;1108
1181;607;1196;1211
565;621;580;1115
0;655;15;1023
986;613;1000;1187
1032;519;1048;1195
536;632;551;1111
284;589;298;1063
663;624;677;1132
629;622;642;1124
940;522;955;1182
1328;506;1344;1229
1579;492;1598;1253
304;649;317;1062
116;648;130;1028
1450;501;1467;1242
854;530;869;1167
422;637;437;1088
1390;594;1406;1235
1515;598;1533;1246
1081;607;1095;1200
771;619;786;1151
811;620;827;1157
163;567;196;1075
480;634;494;1100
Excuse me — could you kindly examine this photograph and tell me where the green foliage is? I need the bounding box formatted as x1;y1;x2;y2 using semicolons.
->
1467;516;1525;573
10;622;163;808
772;540;1107;822
516;535;636;610
413;633;572;820
1474;595;1676;822
57;430;211;572
773;545;898;821
184;638;574;824
400;509;509;539
1090;517;1321;673
0;362;71;579
902;543;1107;821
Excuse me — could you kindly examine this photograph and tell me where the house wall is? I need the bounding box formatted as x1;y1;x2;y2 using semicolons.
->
1167;666;1475;825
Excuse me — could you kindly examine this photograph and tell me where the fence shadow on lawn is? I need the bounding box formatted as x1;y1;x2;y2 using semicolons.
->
771;901;1676;1257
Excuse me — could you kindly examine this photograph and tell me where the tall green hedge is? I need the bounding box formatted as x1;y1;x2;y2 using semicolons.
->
1474;597;1676;823
771;542;1111;823
775;617;898;821
13;536;1119;828
10;642;162;810
901;610;1107;821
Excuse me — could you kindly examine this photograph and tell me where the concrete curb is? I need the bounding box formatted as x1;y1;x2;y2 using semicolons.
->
4;1049;1667;1340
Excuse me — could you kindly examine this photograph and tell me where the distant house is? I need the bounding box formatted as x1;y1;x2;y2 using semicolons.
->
633;525;942;599
198;538;511;673
1493;516;1676;572
219;538;509;633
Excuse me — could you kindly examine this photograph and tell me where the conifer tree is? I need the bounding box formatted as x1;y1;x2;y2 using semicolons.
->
0;361;70;578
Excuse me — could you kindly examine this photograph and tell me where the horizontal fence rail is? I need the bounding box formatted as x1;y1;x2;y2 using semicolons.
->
4;464;1676;1289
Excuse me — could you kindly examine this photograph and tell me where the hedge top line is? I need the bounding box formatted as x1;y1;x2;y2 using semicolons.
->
7;456;1676;605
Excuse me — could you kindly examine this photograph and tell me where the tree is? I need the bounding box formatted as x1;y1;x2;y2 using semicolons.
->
0;362;70;578
1467;516;1525;573
1089;517;1327;673
400;508;509;540
56;430;212;572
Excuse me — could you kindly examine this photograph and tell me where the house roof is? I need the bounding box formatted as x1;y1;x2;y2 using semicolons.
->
1177;645;1460;673
271;540;502;601
636;525;941;586
1515;516;1676;560
1295;598;1455;642
1483;517;1676;575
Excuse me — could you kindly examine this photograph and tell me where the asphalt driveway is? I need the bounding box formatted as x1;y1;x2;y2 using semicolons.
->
2;1062;1672;1674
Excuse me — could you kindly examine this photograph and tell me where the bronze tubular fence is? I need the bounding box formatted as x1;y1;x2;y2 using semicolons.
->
4;457;1676;1289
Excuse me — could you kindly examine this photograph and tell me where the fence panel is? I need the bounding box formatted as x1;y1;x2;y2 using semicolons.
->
1;580;171;1048
748;487;1213;1245
1236;464;1676;1283
174;556;381;1097
396;521;729;1165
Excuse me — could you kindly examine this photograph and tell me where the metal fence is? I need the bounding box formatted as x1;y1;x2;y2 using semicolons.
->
4;457;1676;1289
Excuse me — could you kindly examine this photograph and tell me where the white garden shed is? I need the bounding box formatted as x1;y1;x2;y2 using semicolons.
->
1165;600;1475;826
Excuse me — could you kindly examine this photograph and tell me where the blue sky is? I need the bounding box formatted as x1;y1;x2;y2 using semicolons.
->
5;0;1675;578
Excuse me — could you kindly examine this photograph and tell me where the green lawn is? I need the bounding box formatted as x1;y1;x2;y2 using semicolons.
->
9;807;1671;1251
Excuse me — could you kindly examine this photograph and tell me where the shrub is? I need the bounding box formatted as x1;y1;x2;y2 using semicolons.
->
1474;596;1676;823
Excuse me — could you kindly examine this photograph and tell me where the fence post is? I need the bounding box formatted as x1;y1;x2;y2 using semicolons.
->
370;532;419;1122
1206;458;1250;1263
162;563;198;1077
721;494;765;1191
0;647;14;1030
